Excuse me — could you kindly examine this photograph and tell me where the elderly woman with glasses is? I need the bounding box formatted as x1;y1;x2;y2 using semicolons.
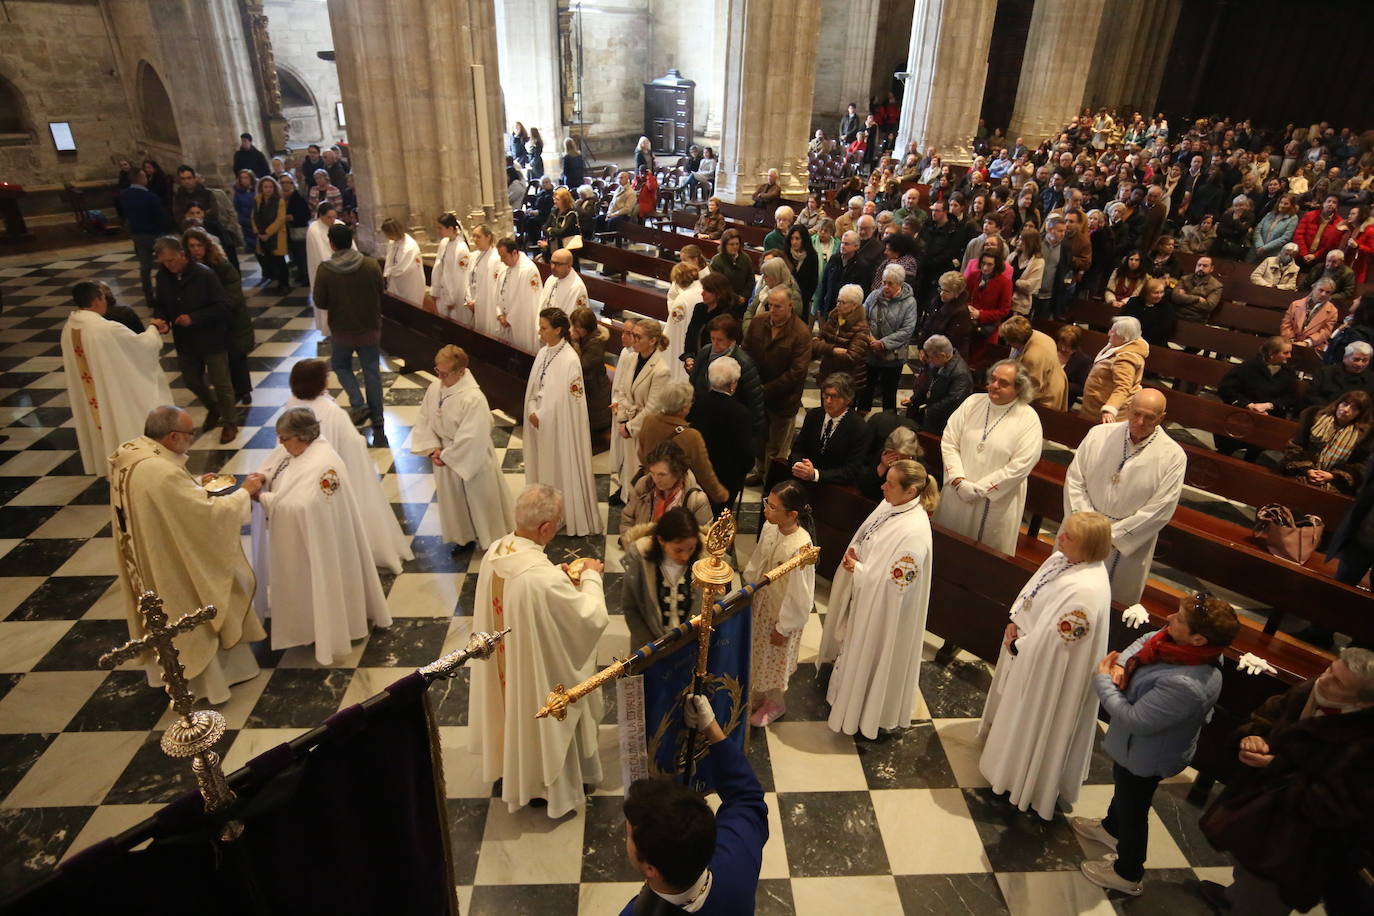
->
248;407;392;666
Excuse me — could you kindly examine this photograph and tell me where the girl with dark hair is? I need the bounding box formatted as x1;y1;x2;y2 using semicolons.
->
1104;250;1146;307
685;272;743;356
784;226;819;316
746;480;816;726
621;506;712;649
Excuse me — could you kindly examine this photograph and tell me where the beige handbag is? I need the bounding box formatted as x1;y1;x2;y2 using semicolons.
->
1253;503;1324;565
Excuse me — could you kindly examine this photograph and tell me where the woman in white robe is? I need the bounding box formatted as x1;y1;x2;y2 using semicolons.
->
977;511;1114;820
933;358;1043;556
250;408;391;665
468;225;499;336
381;219;426;305
410;345;514;549
429;212;472;325
607;318;639;502
819;460;937;739
522;309;602;536
284;359;412;573
747;480;816;727
665;262;702;383
615;317;671;500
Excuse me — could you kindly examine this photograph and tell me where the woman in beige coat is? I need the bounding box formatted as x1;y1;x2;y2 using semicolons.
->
1080;315;1149;422
614;317;671;500
1000;315;1067;410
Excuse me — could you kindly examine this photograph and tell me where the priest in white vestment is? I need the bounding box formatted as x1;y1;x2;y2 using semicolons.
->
470;484;609;817
819;460;937;739
467;226;499;337
249;407;392;665
430;214;473;325
495;237;543;353
978;511;1114;820
285;359;412;572
381;219;426;305
1064;390;1185;604
409;345;514;550
933;359;1043;555
305;203;343;335
523;309;603;536
63;281;172;477
537;249;589;319
110;407;266;703
665;262;702;383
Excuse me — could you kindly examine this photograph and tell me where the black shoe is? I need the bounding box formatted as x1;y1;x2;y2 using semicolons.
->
237;393;252;406
1195;879;1231;912
370;428;389;448
349;406;371;426
203;407;220;433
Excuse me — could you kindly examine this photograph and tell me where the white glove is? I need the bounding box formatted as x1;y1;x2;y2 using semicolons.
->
1237;653;1277;676
1120;604;1150;629
957;480;987;502
683;694;716;730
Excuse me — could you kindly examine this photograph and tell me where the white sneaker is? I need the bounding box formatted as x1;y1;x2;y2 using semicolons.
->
1080;855;1143;896
1068;816;1118;851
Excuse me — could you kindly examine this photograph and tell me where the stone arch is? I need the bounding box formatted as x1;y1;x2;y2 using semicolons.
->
136;61;181;147
0;73;31;141
277;65;322;146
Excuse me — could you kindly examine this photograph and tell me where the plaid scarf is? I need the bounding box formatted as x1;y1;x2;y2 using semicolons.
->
1310;411;1363;470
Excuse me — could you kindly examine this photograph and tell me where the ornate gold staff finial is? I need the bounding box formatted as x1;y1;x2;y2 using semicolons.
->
99;591;242;840
682;509;738;780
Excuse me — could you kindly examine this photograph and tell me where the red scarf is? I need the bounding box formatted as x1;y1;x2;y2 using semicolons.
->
1120;628;1223;689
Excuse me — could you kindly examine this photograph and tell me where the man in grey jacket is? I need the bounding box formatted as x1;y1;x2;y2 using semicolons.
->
1073;593;1240;897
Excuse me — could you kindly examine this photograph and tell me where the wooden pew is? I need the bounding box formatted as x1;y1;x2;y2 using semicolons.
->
578;240;675;283
1034;319;1232;388
1145;384;1298;451
715;200;774;227
533;260;668;322
1174;251;1303;311
619;221;763;271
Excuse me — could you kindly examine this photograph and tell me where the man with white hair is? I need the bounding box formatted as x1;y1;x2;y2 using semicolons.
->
692;356;757;508
905;333;973;434
537;248;588;318
603;170;638;231
1250;242;1302;290
835;195;864;236
1305;248;1356;305
763;205;795;252
752;168;782;209
470;484;609;818
1064;389;1186;603
1197;647;1374;914
1305;339;1374;408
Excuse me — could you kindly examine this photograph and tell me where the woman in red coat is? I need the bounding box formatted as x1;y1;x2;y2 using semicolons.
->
1346;204;1374;284
967;248;1013;363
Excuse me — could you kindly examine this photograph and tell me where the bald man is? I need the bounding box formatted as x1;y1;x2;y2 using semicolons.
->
1063;389;1186;603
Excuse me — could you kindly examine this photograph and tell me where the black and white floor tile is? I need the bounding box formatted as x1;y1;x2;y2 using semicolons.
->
0;245;1290;914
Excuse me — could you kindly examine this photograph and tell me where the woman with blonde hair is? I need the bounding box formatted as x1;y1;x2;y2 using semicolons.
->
560;138;586;189
979;511;1113;820
614;316;671;501
539;186;582;256
820;458;938;739
634;135;655;173
252;174;289;294
380;217;425;305
665;261;701;382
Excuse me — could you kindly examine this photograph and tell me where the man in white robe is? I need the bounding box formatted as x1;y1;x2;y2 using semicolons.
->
285;359;413;572
933;359;1043;555
383;230;426;305
818;461;934;739
978;513;1113;820
305;202;343;335
110;407;266;703
537;249;589;319
494;236;543;353
470;485;609;817
62;281;172;477
430;224;472;325
467;227;499;336
1064;389;1185;604
409;346;514;549
249;407;391;665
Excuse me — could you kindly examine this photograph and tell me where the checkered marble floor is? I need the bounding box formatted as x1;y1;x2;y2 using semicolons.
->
0;245;1276;915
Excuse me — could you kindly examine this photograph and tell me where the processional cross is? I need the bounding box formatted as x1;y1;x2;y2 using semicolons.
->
100;591;243;839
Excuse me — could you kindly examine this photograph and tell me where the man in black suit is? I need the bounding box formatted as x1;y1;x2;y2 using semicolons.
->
691;354;757;513
787;372;869;485
904;334;973;434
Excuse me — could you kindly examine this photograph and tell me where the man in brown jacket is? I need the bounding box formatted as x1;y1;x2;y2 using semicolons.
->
313;222;387;446
743;287;812;484
635;380;729;505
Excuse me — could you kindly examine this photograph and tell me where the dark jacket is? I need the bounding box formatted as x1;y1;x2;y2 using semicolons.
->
152;261;229;356
1280;406;1374;494
1064;349;1091;407
1305;364;1374;410
708;251;756;302
906;352;973;434
1170;271;1223;323
688;343;765;436
918;219;966;292
742;315;812;414
1121;294;1178;347
635;411;729;504
689;389;757;501
313;249;383;342
684;298;746;359
577;329;612;433
203;258;254;356
560;154;586;189
915;289;973;356
788;407;869;485
232;146;271;179
1218;353;1299;418
819;252;867;319
118;185;171;236
1201;680;1374;914
813;301;871;392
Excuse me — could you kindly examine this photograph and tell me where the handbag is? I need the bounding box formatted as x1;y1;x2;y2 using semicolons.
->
288;227;307;242
1253;503;1324;564
563;234;584;250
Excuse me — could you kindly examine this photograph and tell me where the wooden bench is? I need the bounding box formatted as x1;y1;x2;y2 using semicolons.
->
619;221;763;271
533;259;668;322
578;240;675;283
1034;319;1233;389
715;200;774;228
1146;383;1299;451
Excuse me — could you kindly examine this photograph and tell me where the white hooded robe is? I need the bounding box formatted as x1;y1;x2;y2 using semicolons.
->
523;341;603;536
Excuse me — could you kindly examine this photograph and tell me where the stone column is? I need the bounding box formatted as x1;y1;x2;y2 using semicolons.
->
813;0;881;127
1083;0;1181;117
494;0;562;177
715;0;822;203
892;0;999;165
1129;0;1181;117
1008;0;1109;144
327;0;511;253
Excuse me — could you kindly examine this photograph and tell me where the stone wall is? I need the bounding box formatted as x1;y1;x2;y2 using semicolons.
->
870;0;914;104
573;0;651;154
648;0;724;141
0;0;139;196
264;0;345;151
